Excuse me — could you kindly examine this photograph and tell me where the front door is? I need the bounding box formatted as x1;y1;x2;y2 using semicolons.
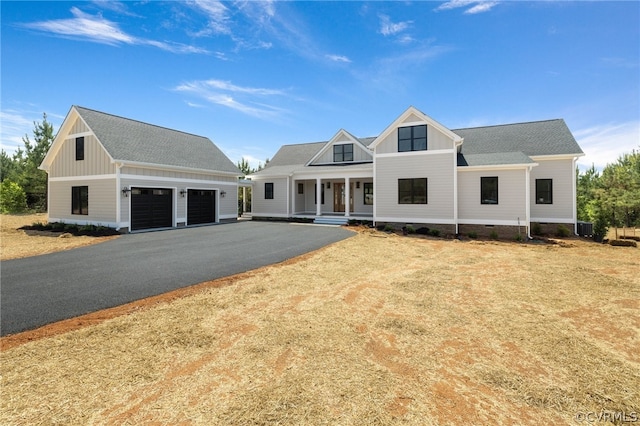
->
333;183;353;213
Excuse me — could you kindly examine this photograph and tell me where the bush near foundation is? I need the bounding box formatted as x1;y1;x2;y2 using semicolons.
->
609;239;637;247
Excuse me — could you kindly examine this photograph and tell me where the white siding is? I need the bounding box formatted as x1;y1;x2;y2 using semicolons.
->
49;178;117;225
252;177;289;216
530;159;574;222
458;169;527;223
375;152;455;222
376;125;455;154
49;130;114;178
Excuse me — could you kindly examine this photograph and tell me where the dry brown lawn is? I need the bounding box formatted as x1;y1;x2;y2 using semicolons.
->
0;213;118;261
1;222;638;425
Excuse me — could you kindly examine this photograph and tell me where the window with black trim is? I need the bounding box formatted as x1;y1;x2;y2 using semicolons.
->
333;144;353;162
72;186;88;215
364;182;373;205
481;177;498;204
398;178;427;204
298;183;304;194
536;179;553;204
398;125;427;152
265;182;274;199
314;184;325;204
76;137;84;161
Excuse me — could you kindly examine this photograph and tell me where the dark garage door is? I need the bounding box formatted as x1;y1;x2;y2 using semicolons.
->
187;189;216;225
131;188;173;231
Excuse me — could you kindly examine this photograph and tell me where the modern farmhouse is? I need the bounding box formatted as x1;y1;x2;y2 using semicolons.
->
40;106;242;232
248;106;584;238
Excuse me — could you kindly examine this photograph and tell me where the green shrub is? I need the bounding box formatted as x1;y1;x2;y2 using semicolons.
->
489;230;498;240
556;225;571;238
515;234;524;242
609;239;637;247
428;228;440;237
406;225;415;234
51;222;66;231
468;231;478;239
0;180;27;213
383;224;394;232
416;227;430;235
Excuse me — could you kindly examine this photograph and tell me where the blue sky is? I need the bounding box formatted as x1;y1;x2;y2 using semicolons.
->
1;1;638;170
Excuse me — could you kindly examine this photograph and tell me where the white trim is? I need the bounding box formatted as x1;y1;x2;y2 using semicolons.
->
572;157;578;235
452;144;460;234
458;219;525;226
65;131;93;139
375;217;455;225
251;213;290;218
530;154;585;161
116;164;122;229
48;217;119;228
457;163;539;171
120;174;238;186
525;166;532;238
376;148;455;159
220;213;238;220
305;129;372;166
118;160;242;177
530;217;574;223
49;174;117;182
290;169;374;180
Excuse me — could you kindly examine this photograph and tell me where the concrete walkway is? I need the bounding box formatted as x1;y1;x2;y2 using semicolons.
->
1;221;354;336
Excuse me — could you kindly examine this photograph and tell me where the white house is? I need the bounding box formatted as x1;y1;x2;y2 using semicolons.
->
248;107;584;238
40;106;242;232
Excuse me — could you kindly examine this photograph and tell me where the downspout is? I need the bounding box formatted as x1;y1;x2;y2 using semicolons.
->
115;162;123;230
453;139;463;236
525;165;532;239
572;157;578;235
287;174;291;218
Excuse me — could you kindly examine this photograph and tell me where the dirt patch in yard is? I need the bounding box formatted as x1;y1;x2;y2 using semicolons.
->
1;214;118;261
1;226;638;424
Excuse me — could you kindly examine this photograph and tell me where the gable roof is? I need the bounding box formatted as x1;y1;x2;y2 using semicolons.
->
42;106;241;175
306;129;373;166
453;119;583;158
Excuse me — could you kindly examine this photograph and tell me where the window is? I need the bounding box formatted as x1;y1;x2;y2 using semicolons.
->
481;177;498;204
333;144;353;162
265;182;274;199
536;179;553;204
71;186;88;215
398;125;427;152
314;184;325;204
364;182;374;205
298;183;304;194
398;178;427;204
75;137;84;161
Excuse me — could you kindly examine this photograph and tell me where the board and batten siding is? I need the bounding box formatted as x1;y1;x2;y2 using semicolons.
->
530;159;574;222
252;177;289;216
376;125;455;155
311;144;372;164
457;169;527;224
49;178;117;225
49;132;114;178
375;152;455;222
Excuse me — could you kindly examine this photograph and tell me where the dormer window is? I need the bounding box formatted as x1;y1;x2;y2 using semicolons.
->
333;144;353;162
398;125;427;152
75;137;84;161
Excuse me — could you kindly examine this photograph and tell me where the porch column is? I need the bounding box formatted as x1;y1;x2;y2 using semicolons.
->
345;177;350;217
242;186;247;214
316;178;322;216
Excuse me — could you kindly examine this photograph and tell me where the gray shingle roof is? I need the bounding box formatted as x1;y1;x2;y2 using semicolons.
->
453;119;583;157
457;152;535;167
75;106;241;175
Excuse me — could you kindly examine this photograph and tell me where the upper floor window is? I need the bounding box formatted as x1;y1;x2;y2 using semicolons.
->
72;186;88;215
398;125;427;152
398;178;427;204
333;144;353;162
265;182;274;199
75;137;84;161
536;179;553;204
481;177;498;204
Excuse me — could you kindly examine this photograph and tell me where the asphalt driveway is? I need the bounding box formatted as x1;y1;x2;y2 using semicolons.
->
1;221;354;336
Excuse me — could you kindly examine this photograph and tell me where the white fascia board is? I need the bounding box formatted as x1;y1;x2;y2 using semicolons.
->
530;154;585;161
306;129;372;166
291;169;374;180
118;160;242;177
250;213;290;218
457;163;539;171
376;149;455;159
375;217;455;225
49;174;117;182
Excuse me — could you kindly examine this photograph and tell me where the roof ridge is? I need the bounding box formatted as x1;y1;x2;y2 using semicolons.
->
453;118;563;132
74;105;208;140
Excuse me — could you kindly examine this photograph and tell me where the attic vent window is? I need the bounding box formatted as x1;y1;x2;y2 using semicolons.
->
75;137;84;161
333;144;353;162
398;125;427;152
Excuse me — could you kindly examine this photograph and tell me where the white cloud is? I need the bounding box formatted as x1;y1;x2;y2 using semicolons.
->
574;121;640;170
174;79;289;120
434;1;499;14
189;0;231;35
378;14;412;37
326;54;351;63
0;108;63;155
22;7;208;54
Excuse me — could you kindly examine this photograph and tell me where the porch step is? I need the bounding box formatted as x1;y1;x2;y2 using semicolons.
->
313;216;349;226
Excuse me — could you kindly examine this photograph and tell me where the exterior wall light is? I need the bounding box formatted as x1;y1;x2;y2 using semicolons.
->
220;190;227;198
121;187;131;197
180;189;187;197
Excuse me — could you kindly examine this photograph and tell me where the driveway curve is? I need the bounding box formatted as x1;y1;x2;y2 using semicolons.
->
1;221;354;336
